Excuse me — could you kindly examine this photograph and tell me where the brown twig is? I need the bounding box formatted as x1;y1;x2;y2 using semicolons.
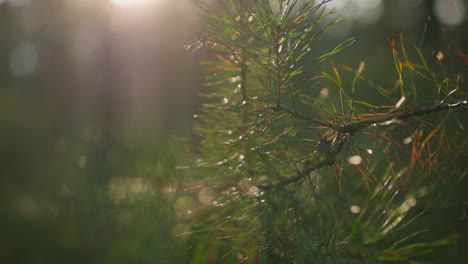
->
260;98;467;189
340;98;468;133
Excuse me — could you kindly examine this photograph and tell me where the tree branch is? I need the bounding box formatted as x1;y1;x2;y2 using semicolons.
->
260;98;467;189
340;98;468;133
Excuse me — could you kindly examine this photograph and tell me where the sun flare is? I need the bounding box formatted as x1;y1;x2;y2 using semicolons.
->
111;0;148;6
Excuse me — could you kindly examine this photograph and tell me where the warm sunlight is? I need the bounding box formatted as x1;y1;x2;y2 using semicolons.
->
111;0;148;6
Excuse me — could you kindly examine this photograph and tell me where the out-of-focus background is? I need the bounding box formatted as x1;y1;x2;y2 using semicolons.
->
0;0;466;263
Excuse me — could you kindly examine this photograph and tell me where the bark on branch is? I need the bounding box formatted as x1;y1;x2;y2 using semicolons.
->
260;98;467;190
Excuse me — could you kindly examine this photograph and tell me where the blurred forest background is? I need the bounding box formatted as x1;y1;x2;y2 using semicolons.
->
0;0;466;263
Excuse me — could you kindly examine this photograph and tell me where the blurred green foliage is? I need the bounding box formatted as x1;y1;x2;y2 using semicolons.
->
0;0;467;263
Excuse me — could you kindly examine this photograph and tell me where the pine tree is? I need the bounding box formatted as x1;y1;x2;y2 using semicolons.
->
185;1;467;263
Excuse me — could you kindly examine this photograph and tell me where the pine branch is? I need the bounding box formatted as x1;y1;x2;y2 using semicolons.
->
259;98;467;189
340;98;468;133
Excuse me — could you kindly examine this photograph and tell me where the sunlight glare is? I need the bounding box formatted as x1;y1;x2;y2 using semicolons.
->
111;0;148;6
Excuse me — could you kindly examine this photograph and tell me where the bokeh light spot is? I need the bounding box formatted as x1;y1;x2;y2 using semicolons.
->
348;155;362;165
174;196;198;219
248;186;260;197
319;88;329;100
198;187;215;206
434;0;465;25
7;0;31;7
172;223;191;239
350;205;361;214
10;41;39;77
